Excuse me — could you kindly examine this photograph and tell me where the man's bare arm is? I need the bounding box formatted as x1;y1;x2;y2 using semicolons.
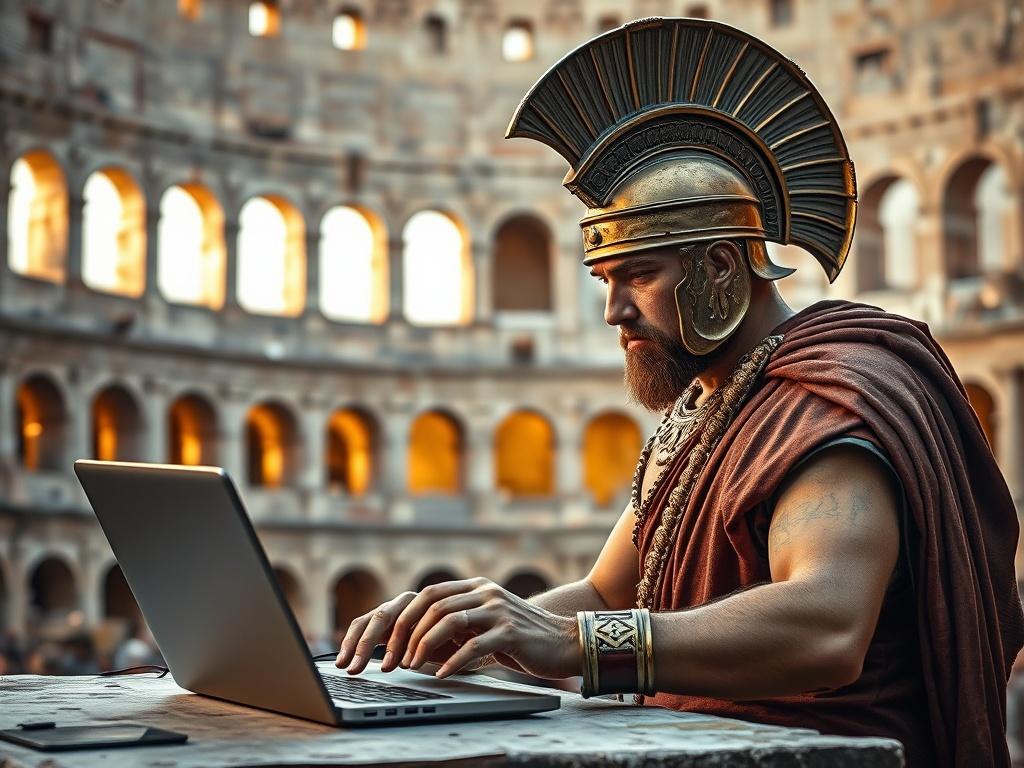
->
647;444;900;699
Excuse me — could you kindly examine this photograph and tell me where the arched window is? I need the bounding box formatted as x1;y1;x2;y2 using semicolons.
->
332;8;366;50
408;410;463;495
332;569;383;632
272;566;305;626
82;168;146;296
320;206;387;323
943;157;1012;280
15;374;67;471
402;210;472;325
583;412;643;506
976;164;1011;274
246;401;299;487
502;20;534;62
494;410;555;497
424;14;447;55
414;568;460;591
503;571;549;599
326;408;375;495
168;393;218;466
158;184;225;308
103;564;142;621
493;214;552;311
858;176;919;292
29;556;77;619
91;385;143;462
178;0;202;21
249;0;280;37
7;150;67;282
965;382;997;454
237;195;306;316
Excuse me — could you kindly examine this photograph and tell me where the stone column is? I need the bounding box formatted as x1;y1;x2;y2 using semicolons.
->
298;401;327;518
222;218;241;312
466;420;495;521
304;558;331;644
7;552;29;638
218;396;248;486
303;229;321;318
381;414;410;522
68;378;93;462
141;379;168;463
915;202;946;324
556;404;586;521
472;240;492;324
79;555;103;626
997;366;1024;508
143;207;161;303
0;168;10;300
386;236;404;323
0;364;18;474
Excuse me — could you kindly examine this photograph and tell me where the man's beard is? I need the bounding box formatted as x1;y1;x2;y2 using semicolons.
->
621;324;708;412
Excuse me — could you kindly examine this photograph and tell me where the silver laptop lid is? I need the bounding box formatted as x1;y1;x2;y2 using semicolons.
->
74;460;338;725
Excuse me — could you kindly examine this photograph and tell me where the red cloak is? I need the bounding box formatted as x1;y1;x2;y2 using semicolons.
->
636;300;1024;766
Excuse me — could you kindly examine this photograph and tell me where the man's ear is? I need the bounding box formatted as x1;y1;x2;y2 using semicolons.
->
704;240;745;287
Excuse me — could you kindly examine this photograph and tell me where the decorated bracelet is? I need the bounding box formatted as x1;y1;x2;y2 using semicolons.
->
576;608;655;698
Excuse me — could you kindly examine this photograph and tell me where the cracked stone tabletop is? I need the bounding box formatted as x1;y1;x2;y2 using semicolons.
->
0;666;903;767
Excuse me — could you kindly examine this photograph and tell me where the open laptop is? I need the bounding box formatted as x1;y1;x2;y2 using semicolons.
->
73;460;560;725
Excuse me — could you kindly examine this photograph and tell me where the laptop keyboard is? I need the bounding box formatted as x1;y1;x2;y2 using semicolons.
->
320;673;453;704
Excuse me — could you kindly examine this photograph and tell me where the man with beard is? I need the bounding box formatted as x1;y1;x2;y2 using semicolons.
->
336;18;1023;766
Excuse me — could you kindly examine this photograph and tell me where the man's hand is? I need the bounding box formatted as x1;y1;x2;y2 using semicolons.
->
335;578;582;680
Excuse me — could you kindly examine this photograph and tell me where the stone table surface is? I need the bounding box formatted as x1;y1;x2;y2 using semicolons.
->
0;667;903;767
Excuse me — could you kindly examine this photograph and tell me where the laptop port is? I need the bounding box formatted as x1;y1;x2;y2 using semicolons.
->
363;711;378;718
404;707;418;714
423;706;436;713
385;709;397;716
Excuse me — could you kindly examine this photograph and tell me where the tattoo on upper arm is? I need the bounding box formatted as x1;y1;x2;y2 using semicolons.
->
767;488;873;556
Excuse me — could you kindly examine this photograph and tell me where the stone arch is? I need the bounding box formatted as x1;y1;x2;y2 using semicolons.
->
271;565;306;628
245;400;300;487
237;194;306;316
502;570;550;599
91;383;144;461
407;409;465;495
413;567;463;591
402;210;473;326
492;213;553;312
965;382;998;455
28;555;78;620
319;204;388;323
7;148;68;282
82;166;146;297
15;372;68;471
102;563;142;622
168;392;219;466
157;182;226;309
331;568;384;633
582;410;643;507
941;154;1013;279
326;407;378;495
494;409;555;497
0;555;8;631
857;174;920;292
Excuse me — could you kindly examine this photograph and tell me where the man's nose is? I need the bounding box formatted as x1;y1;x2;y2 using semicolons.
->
604;284;639;327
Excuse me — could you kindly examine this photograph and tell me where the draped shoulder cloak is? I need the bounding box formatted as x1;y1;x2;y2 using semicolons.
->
635;300;1024;766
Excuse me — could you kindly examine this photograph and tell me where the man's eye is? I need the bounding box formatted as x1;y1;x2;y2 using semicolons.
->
629;272;653;283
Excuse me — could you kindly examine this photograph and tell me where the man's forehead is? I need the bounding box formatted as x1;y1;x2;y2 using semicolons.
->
588;253;672;277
